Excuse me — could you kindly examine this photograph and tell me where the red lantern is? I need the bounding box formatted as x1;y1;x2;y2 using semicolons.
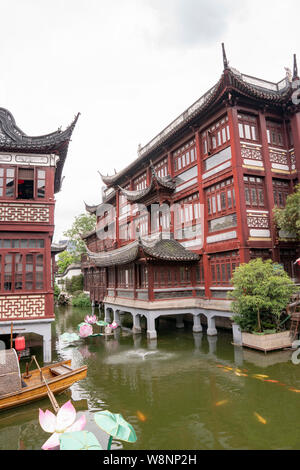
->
14;336;25;351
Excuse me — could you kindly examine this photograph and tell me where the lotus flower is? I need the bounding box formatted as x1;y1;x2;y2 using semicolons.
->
109;321;118;330
39;400;86;450
79;323;93;338
84;315;97;325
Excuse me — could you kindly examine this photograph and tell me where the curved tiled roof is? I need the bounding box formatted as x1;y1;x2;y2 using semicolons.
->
118;173;176;203
85;236;199;267
0;108;79;193
99;63;294;188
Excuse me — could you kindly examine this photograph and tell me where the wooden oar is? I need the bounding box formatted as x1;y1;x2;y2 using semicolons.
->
32;356;60;414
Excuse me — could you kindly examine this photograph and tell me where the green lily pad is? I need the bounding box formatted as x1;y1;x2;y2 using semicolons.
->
94;411;137;443
96;321;109;327
59;431;102;450
60;332;80;343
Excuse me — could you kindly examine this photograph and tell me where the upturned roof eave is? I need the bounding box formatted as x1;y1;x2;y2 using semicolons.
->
100;69;292;188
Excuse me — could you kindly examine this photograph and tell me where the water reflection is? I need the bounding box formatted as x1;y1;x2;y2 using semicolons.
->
0;306;300;450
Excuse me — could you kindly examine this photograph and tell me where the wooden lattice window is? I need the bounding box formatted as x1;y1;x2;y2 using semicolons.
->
202;115;230;156
272;179;290;208
210;251;240;286
244;176;265;209
266;120;285;148
173;139;197;173
238;113;259;142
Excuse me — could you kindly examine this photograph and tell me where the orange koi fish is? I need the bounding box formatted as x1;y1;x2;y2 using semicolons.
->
264;379;279;384
215;400;228;407
254;374;269;378
289;388;300;393
224;367;233;371
235;372;248;377
137;411;147;422
254;412;267;424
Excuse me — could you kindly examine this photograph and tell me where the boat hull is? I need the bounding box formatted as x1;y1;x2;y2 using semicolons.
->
0;359;87;412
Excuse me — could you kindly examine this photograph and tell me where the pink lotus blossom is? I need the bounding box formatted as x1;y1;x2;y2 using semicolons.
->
79;323;93;338
39;400;86;450
109;321;119;330
84;314;97;324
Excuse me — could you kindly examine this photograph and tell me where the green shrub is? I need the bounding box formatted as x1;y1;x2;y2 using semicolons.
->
65;275;84;294
228;258;296;333
54;283;60;300
72;292;91;308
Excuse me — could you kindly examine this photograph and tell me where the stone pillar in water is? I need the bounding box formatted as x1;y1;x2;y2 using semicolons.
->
208;335;218;354
132;314;142;334
193;314;203;333
146;314;157;340
207;316;217;336
104;308;111;324
232;323;242;345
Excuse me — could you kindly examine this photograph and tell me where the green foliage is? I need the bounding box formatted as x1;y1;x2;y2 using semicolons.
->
54;283;60;299
228;258;296;333
63;213;97;258
72;292;91;308
273;184;300;240
57;251;76;274
65;274;84;294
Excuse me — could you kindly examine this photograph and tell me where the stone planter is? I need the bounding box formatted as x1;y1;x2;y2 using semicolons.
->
242;331;292;352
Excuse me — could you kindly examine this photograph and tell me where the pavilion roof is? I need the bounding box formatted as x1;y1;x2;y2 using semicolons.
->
0;108;79;193
118;165;176;203
85;236;199;267
99;47;296;188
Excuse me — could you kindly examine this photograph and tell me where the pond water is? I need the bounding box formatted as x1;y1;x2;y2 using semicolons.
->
1;305;300;450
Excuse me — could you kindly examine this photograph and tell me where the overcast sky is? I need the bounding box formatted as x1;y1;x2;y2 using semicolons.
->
0;0;299;240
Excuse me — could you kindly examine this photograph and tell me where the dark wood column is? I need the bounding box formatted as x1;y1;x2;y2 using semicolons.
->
227;106;249;264
195;129;211;298
290;112;300;181
116;189;120;248
258;111;277;260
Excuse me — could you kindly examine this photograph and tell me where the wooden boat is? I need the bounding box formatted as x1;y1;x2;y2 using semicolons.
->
0;349;87;412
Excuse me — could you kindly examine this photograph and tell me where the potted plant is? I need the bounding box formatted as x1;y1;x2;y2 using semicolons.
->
228;258;296;352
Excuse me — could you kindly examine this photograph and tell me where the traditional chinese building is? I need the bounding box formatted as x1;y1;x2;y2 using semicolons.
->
82;45;300;341
0;108;78;361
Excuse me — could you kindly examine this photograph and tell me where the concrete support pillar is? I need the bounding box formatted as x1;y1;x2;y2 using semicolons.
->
113;310;120;324
207;335;218;355
146;314;157;340
91;301;95;315
176;315;185;329
232;323;243;345
132;314;142;334
207;316;217;336
193;314;203;333
104;308;111;324
43;327;52;363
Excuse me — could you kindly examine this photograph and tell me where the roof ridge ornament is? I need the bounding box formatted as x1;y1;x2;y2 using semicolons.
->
222;43;229;70
293;53;299;80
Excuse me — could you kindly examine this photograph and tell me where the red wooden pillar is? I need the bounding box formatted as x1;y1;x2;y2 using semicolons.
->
116;189;120;248
258;112;277;260
290;112;300;181
167;151;173;177
148;263;154;302
195;129;211;298
227;106;249;264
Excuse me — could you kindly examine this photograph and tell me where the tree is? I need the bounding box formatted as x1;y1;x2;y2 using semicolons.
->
63;213;97;258
273;184;300;240
56;213;97;273
57;251;76;274
228;258;296;333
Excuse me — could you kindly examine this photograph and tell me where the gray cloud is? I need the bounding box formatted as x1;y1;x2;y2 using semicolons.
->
145;0;245;47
